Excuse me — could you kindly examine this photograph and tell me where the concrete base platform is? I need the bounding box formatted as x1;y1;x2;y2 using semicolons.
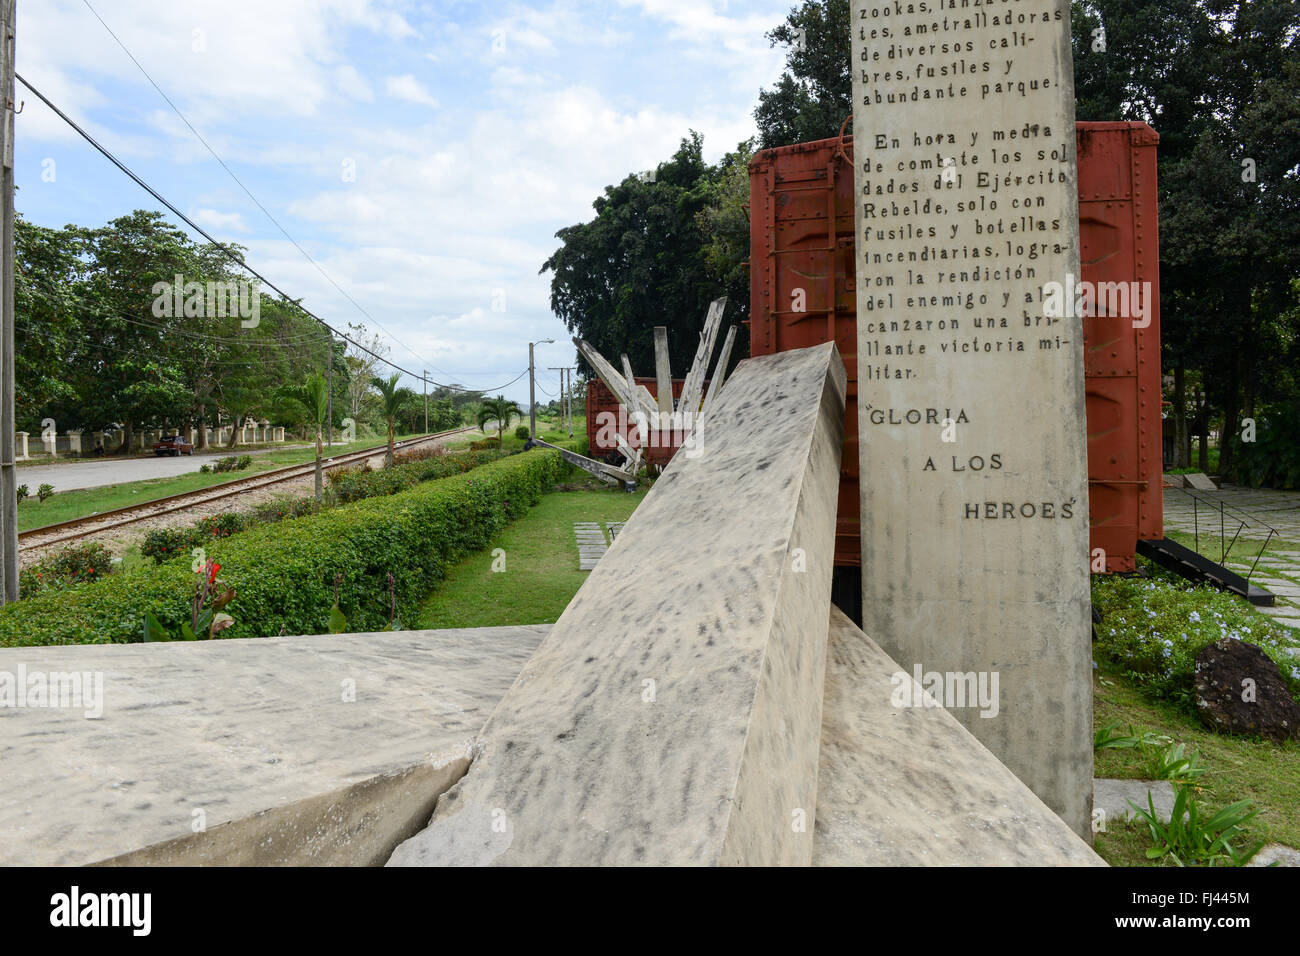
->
814;607;1103;866
0;626;547;866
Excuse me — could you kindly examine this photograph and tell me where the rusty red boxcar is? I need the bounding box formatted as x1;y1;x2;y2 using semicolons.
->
586;376;693;467
747;121;1163;572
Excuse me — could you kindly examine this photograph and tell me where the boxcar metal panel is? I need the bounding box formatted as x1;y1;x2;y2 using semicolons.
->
747;122;1163;571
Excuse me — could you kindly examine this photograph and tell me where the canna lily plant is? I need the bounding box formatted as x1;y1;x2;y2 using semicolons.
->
143;560;237;642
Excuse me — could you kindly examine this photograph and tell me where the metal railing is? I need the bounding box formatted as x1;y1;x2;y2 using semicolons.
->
1179;486;1278;582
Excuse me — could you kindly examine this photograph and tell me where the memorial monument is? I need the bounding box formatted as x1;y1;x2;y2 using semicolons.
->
852;0;1093;835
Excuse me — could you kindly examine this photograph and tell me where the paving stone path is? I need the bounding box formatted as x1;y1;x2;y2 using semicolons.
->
1162;484;1300;632
573;522;608;571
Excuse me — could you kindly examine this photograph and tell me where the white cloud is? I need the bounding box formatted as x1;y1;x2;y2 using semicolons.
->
191;208;250;232
383;74;439;108
335;64;375;102
13;0;798;400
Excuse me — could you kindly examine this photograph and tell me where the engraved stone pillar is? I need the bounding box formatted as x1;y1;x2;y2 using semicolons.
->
852;1;1092;836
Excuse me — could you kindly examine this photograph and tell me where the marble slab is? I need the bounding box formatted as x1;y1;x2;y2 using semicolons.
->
0;626;547;866
388;342;847;866
815;607;1103;866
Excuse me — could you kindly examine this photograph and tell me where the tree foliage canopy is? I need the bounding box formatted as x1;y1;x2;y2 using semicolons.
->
541;132;751;380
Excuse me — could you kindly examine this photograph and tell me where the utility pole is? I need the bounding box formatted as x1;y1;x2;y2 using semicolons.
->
529;343;537;440
0;0;16;604
423;370;428;433
529;339;553;439
551;367;575;437
548;366;569;437
567;367;575;437
325;329;333;446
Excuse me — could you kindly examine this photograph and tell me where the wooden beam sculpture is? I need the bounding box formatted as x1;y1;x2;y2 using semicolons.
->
699;325;736;421
653;326;673;421
677;296;726;425
568;296;733;481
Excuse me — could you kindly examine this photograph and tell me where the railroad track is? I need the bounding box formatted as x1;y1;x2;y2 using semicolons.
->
19;427;477;552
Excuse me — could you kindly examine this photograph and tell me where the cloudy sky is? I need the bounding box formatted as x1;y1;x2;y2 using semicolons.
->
14;0;794;404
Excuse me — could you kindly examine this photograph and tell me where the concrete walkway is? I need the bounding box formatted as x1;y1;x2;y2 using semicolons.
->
17;445;305;493
1162;483;1300;631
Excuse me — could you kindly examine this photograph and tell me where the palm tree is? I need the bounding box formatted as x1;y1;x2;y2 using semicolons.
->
476;395;521;449
283;372;330;501
371;373;411;467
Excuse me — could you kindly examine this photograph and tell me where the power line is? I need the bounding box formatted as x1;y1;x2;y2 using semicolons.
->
17;321;315;366
79;0;436;375
15;72;529;394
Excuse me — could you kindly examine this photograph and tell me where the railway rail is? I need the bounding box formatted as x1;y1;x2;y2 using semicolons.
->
19;427;476;552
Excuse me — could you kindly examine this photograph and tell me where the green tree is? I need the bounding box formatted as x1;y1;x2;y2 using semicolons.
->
282;371;330;501
370;373;410;467
428;397;460;432
476;395;521;449
754;0;852;149
1073;1;1300;477
14;217;84;426
541;132;749;379
76;211;197;448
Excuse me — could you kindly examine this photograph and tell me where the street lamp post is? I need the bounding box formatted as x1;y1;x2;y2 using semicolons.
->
529;338;554;439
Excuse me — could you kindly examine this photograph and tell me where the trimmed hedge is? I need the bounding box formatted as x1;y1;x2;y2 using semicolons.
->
136;448;508;565
333;448;506;503
141;512;252;564
0;449;563;648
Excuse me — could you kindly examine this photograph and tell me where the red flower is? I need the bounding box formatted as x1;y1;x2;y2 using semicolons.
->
208;562;221;584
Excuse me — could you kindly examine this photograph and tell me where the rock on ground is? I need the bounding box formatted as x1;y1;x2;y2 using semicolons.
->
1093;779;1177;825
1193;638;1300;742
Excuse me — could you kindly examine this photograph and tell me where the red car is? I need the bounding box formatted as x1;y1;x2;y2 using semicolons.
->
152;435;194;456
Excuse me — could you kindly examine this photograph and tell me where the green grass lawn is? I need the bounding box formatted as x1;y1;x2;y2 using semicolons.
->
1091;660;1300;865
416;479;645;629
1090;556;1300;865
17;432;427;532
1167;446;1221;475
443;415;572;453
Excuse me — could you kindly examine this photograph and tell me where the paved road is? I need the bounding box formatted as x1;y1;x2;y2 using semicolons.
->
16;445;312;493
1163;483;1300;631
